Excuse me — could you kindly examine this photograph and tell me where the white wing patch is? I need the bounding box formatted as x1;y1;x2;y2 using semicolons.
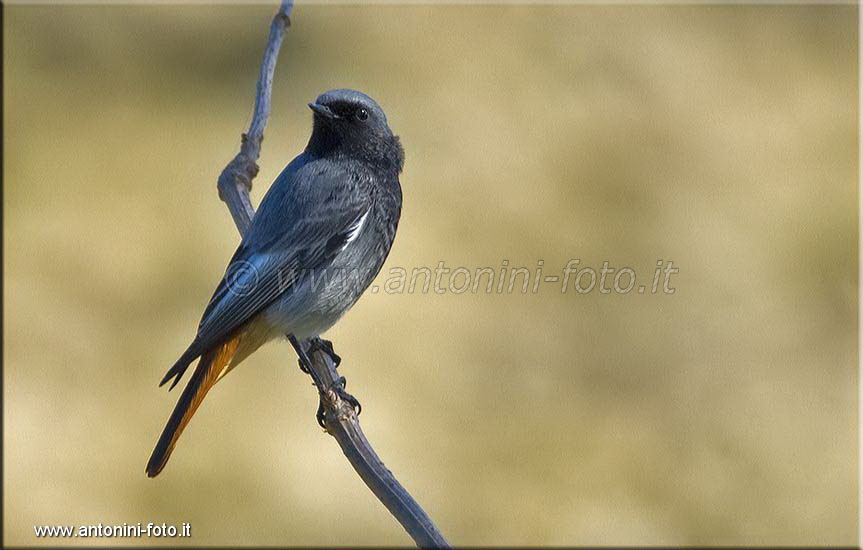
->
343;209;370;248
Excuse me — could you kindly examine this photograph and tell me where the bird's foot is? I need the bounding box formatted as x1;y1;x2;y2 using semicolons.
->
296;356;311;374
309;337;341;368
315;399;326;429
334;377;362;415
316;376;361;429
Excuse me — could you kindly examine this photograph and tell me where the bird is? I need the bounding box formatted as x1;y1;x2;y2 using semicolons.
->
146;89;404;477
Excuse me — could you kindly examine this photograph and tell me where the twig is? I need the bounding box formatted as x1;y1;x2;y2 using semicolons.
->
216;1;292;232
213;2;450;547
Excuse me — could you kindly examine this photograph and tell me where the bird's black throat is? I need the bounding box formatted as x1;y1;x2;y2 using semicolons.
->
307;121;404;176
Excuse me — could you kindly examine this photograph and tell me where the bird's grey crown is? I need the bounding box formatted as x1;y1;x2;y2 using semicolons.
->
314;89;388;125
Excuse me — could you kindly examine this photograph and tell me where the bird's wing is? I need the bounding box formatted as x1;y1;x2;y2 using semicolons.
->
160;159;370;389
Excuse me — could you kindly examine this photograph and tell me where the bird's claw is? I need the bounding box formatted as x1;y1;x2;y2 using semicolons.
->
316;399;326;429
316;376;361;430
335;376;362;415
296;356;311;374
309;337;341;368
296;337;339;373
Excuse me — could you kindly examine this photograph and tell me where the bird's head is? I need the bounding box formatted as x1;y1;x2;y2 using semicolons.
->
307;89;404;173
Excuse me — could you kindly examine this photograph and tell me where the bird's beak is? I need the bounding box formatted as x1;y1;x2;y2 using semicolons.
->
308;102;338;119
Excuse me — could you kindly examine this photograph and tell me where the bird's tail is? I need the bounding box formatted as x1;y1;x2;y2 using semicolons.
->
146;335;241;477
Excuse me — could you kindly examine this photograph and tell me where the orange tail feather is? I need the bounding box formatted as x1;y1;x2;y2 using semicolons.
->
146;335;241;477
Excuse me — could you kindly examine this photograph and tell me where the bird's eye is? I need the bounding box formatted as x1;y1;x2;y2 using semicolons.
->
356;108;369;121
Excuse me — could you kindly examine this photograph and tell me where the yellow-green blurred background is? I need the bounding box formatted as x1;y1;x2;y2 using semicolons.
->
4;3;858;546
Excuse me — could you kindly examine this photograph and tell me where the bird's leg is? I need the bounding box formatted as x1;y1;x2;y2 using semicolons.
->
289;335;359;428
309;337;341;368
295;351;312;374
308;339;358;416
290;337;327;427
288;334;314;375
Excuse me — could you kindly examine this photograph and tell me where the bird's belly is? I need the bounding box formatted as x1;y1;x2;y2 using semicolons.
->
262;303;342;341
260;274;362;340
261;221;395;341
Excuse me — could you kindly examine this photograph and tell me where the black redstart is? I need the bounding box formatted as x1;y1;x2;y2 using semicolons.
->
147;89;404;477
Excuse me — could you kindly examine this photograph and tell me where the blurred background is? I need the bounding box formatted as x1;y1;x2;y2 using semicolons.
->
4;3;858;546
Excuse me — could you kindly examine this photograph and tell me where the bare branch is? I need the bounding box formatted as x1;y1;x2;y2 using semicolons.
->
213;2;450;547
217;0;292;234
